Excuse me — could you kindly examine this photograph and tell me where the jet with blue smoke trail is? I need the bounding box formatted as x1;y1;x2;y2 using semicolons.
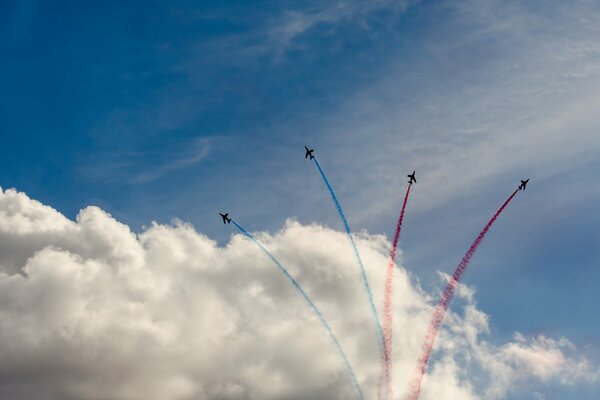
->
222;216;365;400
305;146;315;160
219;213;231;224
306;147;386;368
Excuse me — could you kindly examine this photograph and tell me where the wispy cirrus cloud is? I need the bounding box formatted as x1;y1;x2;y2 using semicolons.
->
131;138;212;184
300;0;600;224
80;138;212;185
267;0;417;53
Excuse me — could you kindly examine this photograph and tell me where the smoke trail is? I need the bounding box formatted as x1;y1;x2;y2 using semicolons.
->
408;189;519;400
378;183;412;400
312;158;385;360
231;220;365;400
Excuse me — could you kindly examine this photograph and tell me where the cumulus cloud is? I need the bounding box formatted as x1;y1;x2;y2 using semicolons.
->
0;187;596;399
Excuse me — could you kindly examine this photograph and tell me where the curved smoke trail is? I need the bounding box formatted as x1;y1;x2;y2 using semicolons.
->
408;189;519;400
378;183;412;400
312;158;385;361
231;220;365;400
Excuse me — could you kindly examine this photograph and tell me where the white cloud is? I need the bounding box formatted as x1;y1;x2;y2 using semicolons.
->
0;187;595;399
480;335;598;398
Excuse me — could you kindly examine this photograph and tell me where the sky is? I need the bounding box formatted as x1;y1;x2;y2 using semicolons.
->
0;0;599;399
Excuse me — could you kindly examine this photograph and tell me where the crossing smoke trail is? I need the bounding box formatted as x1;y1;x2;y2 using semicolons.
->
231;220;365;400
408;189;519;400
378;183;412;400
312;158;385;360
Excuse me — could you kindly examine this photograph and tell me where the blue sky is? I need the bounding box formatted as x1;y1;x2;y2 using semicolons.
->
1;1;600;398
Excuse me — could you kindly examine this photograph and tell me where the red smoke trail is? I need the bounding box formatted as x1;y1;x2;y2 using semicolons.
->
407;189;519;400
378;183;412;400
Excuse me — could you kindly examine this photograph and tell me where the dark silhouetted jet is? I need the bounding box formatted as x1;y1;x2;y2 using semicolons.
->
518;179;529;191
305;146;315;160
219;213;231;224
407;171;417;184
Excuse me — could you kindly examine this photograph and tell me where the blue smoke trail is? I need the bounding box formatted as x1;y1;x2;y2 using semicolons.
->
231;220;365;400
312;158;385;360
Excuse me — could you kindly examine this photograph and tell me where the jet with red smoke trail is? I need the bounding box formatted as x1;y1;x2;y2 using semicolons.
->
518;178;529;190
379;179;413;400
407;187;521;400
407;171;417;184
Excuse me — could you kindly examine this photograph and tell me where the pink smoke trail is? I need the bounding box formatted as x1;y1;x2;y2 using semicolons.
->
378;183;412;400
407;189;519;400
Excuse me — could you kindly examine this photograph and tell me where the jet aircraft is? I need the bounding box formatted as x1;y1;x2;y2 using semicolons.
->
305;146;315;160
219;213;231;224
407;171;417;184
518;179;529;191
